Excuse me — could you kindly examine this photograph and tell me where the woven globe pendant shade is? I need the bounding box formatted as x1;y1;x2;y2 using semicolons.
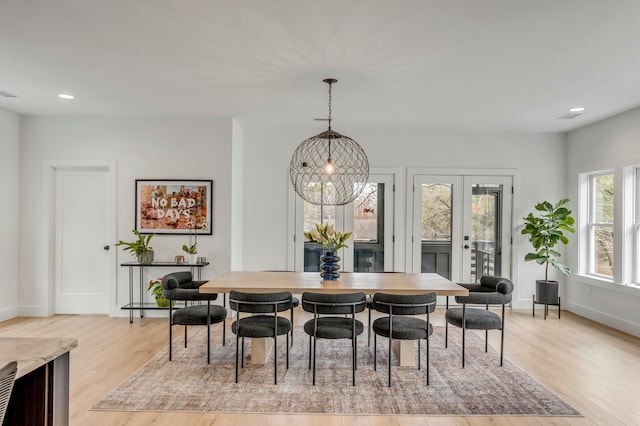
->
289;79;369;206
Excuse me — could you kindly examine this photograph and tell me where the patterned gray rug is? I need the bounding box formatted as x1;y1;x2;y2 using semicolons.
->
92;326;580;416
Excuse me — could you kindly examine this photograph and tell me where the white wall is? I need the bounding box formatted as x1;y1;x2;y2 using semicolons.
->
18;116;233;316
239;122;567;308
566;106;640;337
0;108;20;321
231;119;244;270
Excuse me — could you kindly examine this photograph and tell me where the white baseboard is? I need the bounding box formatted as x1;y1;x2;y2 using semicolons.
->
17;305;49;317
0;306;18;322
567;301;640;338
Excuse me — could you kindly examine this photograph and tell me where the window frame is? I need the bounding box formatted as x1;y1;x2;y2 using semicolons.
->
585;171;615;279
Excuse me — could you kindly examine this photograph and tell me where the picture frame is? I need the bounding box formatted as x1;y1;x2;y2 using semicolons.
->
135;179;213;235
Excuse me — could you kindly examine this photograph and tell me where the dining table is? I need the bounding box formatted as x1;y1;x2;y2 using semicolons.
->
199;271;468;365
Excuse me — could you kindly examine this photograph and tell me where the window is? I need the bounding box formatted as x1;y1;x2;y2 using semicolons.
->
587;172;614;277
634;168;640;283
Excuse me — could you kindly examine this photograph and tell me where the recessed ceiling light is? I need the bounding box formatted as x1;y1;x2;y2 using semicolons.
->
58;93;75;99
568;107;584;113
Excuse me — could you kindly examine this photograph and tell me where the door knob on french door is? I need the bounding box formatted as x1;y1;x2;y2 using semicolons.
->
464;245;470;249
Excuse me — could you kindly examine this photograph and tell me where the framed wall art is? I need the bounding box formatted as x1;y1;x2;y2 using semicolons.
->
135;179;213;235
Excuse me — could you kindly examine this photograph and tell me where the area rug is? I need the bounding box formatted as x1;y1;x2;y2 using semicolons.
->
92;327;580;416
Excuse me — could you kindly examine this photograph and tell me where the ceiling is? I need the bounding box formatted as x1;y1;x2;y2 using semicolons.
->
2;0;640;133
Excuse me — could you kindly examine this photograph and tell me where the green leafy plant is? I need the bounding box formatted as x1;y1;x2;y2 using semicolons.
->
182;219;198;254
148;278;164;298
182;243;197;254
521;198;576;282
148;277;174;307
115;229;154;260
304;223;352;251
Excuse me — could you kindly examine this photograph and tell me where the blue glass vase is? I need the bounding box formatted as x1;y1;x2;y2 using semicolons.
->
320;250;341;281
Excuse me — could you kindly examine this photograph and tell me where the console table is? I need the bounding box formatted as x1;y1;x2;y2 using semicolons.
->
120;261;209;323
0;337;77;425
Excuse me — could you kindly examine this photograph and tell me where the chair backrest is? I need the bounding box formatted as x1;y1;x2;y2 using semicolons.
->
0;361;17;423
372;292;437;315
480;275;514;295
229;291;292;314
301;292;367;315
162;271;194;290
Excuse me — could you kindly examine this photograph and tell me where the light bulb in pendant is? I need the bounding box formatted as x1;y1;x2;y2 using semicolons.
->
324;158;335;175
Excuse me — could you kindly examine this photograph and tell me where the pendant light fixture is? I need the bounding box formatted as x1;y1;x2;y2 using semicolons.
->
289;78;369;206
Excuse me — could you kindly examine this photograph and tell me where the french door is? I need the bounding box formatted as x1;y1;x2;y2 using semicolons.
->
293;173;395;272
411;174;512;283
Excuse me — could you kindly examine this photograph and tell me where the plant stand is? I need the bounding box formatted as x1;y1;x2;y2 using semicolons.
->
532;295;561;319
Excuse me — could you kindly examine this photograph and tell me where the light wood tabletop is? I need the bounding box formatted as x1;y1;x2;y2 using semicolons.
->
199;271;468;296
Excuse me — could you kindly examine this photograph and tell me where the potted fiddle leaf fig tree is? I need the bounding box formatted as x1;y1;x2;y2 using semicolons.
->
116;229;155;264
521;198;576;304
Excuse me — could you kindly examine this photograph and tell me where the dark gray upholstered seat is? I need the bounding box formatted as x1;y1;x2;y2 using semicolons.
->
445;308;502;330
229;290;293;384
371;292;436;386
444;275;514;368
302;292;366;386
162;271;227;364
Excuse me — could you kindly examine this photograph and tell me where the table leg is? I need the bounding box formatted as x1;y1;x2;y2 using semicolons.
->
249;338;273;365
393;340;416;367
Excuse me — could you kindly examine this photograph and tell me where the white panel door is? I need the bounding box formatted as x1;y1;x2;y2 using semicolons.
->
55;169;110;313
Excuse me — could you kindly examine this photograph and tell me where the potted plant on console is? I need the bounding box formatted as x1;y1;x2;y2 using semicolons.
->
116;229;155;264
148;277;175;307
521;198;575;305
182;219;198;264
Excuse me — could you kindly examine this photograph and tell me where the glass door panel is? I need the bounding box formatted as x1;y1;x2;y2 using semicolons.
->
347;173;395;272
303;202;336;272
353;183;384;272
463;176;512;283
412;176;463;280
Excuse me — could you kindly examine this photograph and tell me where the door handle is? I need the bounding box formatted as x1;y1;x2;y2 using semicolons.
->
464;245;470;249
104;245;110;251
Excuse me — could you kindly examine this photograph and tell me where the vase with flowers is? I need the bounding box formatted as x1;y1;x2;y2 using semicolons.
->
148;278;175;307
304;223;352;281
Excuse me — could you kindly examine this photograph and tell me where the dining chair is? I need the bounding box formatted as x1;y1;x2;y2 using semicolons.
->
261;271;300;346
229;290;293;384
444;275;514;367
301;291;367;386
162;271;227;364
371;292;437;386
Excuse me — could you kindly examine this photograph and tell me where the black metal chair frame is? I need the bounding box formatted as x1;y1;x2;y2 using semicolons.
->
302;293;366;386
445;297;506;368
230;292;292;385
372;296;436;386
168;298;227;364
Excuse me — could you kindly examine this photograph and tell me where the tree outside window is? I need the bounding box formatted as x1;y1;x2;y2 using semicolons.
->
590;173;614;277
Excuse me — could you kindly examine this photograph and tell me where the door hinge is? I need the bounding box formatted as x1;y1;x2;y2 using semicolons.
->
511;186;514;194
392;235;395;243
393;184;396;192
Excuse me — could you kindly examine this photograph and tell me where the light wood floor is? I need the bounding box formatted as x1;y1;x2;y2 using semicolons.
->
1;307;639;426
